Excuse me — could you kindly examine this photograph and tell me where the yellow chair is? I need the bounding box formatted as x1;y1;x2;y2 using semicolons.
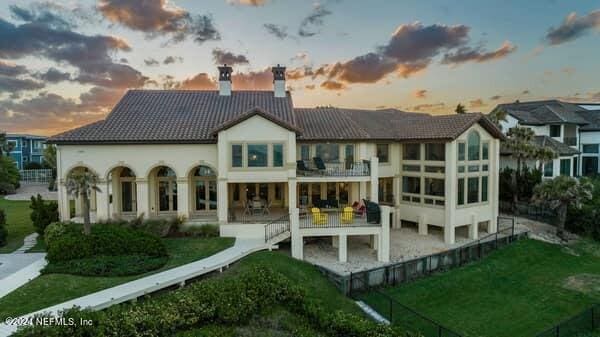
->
341;207;354;224
311;207;327;226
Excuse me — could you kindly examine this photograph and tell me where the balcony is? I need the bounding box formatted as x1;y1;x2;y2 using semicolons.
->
563;137;577;146
297;159;370;177
299;208;381;229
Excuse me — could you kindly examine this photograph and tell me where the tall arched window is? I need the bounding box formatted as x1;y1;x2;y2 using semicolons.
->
467;131;480;161
119;167;136;213
156;167;177;212
192;166;217;212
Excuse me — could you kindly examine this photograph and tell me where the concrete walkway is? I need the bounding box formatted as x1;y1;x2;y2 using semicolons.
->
0;237;268;337
13;233;38;254
4;183;57;201
0;233;47;299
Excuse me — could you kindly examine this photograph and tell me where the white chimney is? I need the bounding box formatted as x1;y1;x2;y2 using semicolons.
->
218;64;232;96
272;64;286;98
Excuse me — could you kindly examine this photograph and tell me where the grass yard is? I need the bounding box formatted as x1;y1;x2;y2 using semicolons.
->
358;239;600;337
0;197;34;253
0;236;234;320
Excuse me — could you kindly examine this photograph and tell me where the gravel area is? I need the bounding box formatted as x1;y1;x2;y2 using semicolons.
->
4;183;57;201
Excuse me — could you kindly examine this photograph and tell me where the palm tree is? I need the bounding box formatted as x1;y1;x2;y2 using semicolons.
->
65;170;101;235
455;103;467;114
535;147;557;172
488;107;508;130
533;176;592;240
505;127;536;209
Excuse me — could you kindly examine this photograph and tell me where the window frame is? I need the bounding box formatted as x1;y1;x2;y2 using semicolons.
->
376;143;390;163
231;144;243;168
272;143;284;167
549;125;561;138
247;144;269;168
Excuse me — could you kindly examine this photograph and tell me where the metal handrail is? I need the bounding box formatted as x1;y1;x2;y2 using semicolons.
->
264;214;290;243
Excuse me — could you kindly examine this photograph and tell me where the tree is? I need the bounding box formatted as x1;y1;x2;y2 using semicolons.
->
30;194;59;235
0;132;14;156
0;156;20;194
488;107;508;130
455;103;467;114
535;146;558;172
0;209;7;247
65;170;101;235
504;127;537;209
533;176;592;240
43;144;57;173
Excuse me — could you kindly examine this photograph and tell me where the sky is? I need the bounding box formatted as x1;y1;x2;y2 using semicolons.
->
0;0;599;136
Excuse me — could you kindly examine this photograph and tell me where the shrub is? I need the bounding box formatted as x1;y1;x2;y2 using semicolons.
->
42;254;168;276
44;221;79;247
24;162;43;170
0;209;7;247
499;166;542;202
46;223;167;263
182;224;219;238
30;194;59;235
0;156;19;194
567;177;600;241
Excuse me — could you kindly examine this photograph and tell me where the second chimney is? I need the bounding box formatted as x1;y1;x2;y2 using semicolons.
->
218;64;232;96
272;64;286;98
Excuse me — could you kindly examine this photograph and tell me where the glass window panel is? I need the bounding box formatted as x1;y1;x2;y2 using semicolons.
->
121;181;133;212
345;145;355;162
233;184;240;201
377;144;390;163
275;183;283;201
247;144;268;167
424;178;445;197
232;144;243;167
311;183;321;203
425;166;445;173
316;144;340;162
468;131;480;161
582;144;599;154
457;178;465;205
402;176;420;194
468;165;479;172
273;144;284;167
159;181;169;211
560;159;570;176
550;125;561;137
339;183;349;205
403;165;420;172
209;181;217;210
425;143;445;161
544;162;554;177
482;176;488;202
157;167;176;177
424;198;434;205
299;184;309;206
482;164;488;172
467;177;479;204
458;143;466;161
458;166;465;173
403;144;420;160
194;166;215;176
246;184;256;200
482;142;489;160
259;183;269;201
300;145;311;161
327;182;336;200
195;180;207;211
171;182;177;211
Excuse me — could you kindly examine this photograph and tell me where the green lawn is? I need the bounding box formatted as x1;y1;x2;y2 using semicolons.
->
358;239;600;337
0;197;35;253
0;236;234;320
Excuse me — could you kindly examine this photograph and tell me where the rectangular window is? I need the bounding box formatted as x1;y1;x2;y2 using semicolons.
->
275;183;283;201
403;165;420;172
311;183;321;204
467;177;479;204
544;162;554;177
403;144;420;160
402;176;420;194
573;157;578;177
247;144;268;167
232;144;243;167
299;184;309;206
424;178;444;197
425;143;445;161
457;178;465;205
458;142;466;161
458;166;465;173
273;144;283;167
339;183;349;205
550;125;561;137
345;144;355;169
560;159;570;176
327;182;336;200
300;145;311;161
316;144;339;162
468;165;479;172
582;144;599;154
482;142;489;160
481;176;488;202
424;166;444;173
376;144;390;163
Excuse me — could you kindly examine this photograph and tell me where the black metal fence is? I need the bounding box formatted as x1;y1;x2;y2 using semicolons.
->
297;160;370;177
264;215;290;243
499;200;558;225
536;304;599;337
299;210;381;229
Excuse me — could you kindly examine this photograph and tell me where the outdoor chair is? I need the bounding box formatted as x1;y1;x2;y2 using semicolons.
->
311;207;327;226
341;206;354;224
364;199;381;224
313;157;327;174
297;160;315;175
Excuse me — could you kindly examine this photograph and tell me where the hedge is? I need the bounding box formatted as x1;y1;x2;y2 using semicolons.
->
13;267;420;337
41;254;168;277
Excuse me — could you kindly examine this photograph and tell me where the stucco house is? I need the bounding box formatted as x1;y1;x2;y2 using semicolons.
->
48;65;503;263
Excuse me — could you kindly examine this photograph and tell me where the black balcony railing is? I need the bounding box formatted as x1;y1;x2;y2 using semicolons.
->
299;209;381;229
297;159;370;177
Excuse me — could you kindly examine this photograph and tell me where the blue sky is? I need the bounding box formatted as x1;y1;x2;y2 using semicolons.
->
0;0;599;135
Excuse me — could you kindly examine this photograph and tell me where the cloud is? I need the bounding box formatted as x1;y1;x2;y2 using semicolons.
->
490;95;502;100
0;76;45;93
291;52;309;62
546;10;600;45
304;84;316;90
212;49;249;66
263;23;288;39
441;41;516;65
179;73;217;90
469;98;485;108
561;66;576;76
298;5;332;37
9;3;75;30
97;0;220;44
410;102;446;112
413;89;427;98
36;67;71;83
227;0;268;6
163;55;183;64
144;58;160;66
231;68;273;90
320;80;346;90
0;60;28;76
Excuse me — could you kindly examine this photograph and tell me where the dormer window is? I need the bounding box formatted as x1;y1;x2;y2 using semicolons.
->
550;125;561;137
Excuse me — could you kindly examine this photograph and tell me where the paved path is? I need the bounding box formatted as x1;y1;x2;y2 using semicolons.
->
13;233;38;254
0;237;268;337
4;183;57;201
0;234;47;299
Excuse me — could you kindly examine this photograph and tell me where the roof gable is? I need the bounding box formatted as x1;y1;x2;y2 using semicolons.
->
210;107;302;136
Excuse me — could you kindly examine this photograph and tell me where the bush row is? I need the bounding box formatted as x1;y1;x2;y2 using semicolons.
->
14;267;419;337
0;209;7;247
42;254;168;277
45;222;167;263
96;215;184;238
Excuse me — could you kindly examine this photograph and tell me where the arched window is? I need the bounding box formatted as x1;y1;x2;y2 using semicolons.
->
156;166;177;212
118;167;136;213
120;167;134;178
157;167;176;177
467;131;480;161
193;166;215;177
192;166;217;212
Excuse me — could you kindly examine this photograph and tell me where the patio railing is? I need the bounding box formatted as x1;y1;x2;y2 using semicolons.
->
299;209;381;229
19;169;53;183
264;214;291;243
297;160;370;177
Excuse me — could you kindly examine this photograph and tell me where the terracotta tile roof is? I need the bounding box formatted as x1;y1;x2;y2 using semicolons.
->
49;89;504;144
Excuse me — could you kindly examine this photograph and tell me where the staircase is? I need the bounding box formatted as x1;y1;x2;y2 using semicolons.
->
264;215;291;246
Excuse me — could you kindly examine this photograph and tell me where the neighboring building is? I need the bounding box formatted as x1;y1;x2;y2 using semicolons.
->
48;65;504;263
493;100;600;178
5;134;47;170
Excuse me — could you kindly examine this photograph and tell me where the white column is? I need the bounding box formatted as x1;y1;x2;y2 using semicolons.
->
287;179;297;210
75;195;82;216
418;214;428;235
95;180;109;221
290;208;302;259
332;236;339;248
177;178;189;219
469;213;478;239
378;205;391;262
444;141;457;244
359;182;368;201
370;156;379;203
136;179;149;219
338;234;347;262
217;178;228;225
393;176;401;228
58;180;70;221
489;138;500;233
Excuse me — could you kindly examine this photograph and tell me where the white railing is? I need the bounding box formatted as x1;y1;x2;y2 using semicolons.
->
19;169;53;183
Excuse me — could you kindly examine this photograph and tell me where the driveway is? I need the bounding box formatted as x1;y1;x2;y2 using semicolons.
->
4;183;57;201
